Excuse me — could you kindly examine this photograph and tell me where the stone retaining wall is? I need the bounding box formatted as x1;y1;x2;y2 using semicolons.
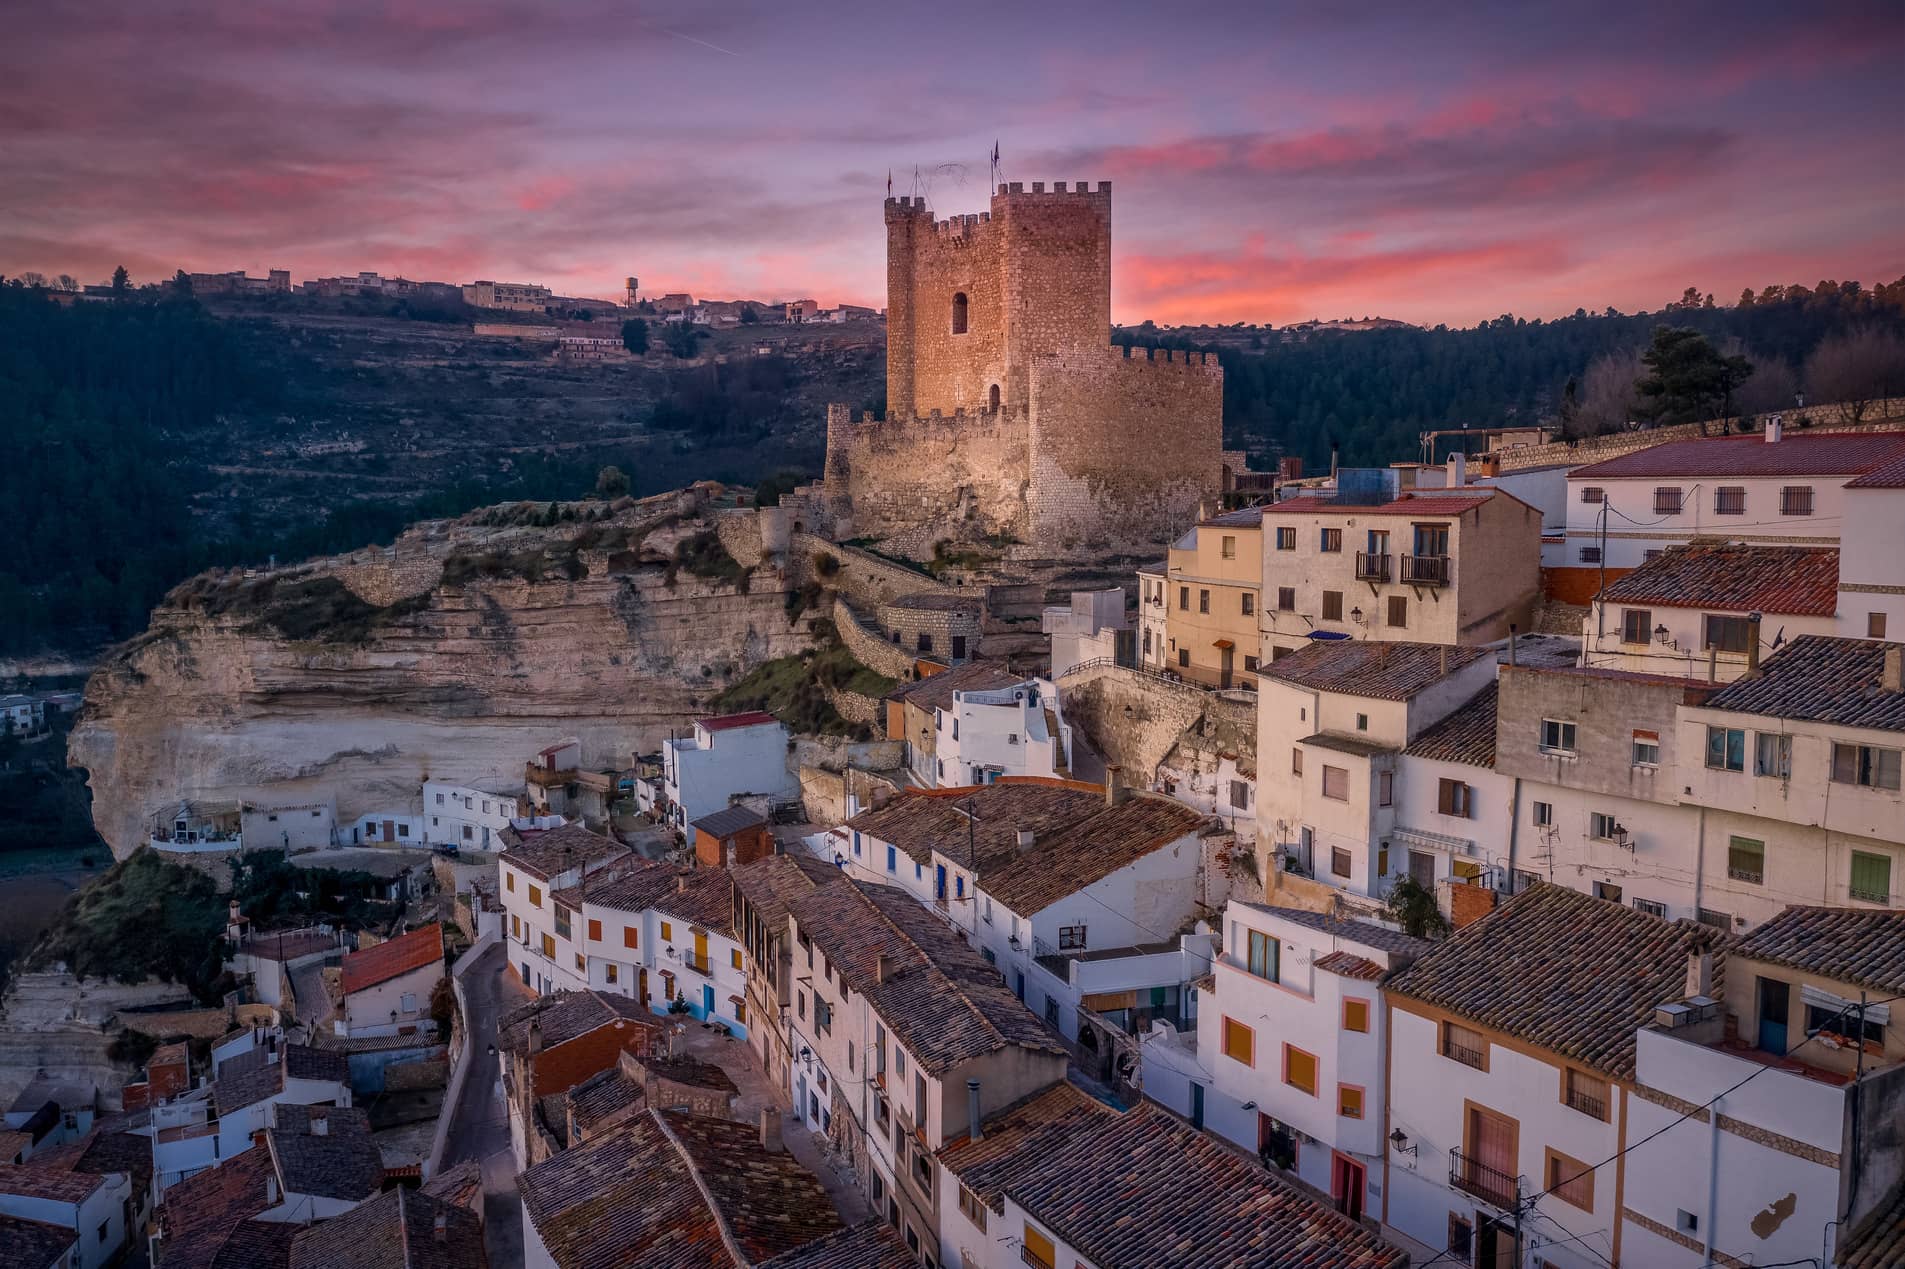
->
831;596;918;681
1494;404;1905;473
822;681;884;727
792;531;960;609
715;511;766;569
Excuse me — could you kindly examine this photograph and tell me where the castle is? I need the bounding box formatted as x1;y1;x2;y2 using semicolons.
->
819;180;1223;558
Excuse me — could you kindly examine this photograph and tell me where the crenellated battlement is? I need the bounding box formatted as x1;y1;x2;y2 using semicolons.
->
1103;343;1224;374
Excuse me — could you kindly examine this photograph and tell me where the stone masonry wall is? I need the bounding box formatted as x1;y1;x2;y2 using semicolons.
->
831;596;918;681
790;532;959;610
1493;403;1905;473
823;404;1032;548
821;681;884;727
1028;345;1223;554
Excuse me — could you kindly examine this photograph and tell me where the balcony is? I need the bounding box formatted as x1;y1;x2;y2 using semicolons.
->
1354;551;1392;582
1564;1086;1608;1121
1021;1247;1056;1269
1400;554;1451;586
1449;1147;1522;1210
680;952;712;976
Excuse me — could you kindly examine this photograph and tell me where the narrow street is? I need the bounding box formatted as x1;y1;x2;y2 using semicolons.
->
443;940;529;1268
288;961;331;1040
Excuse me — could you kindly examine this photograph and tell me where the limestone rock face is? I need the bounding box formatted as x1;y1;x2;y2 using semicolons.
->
71;489;812;858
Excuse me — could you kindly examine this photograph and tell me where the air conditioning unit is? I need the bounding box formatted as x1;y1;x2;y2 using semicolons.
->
1655;1002;1692;1029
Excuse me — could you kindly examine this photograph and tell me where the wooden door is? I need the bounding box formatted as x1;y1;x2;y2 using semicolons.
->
1758;976;1790;1053
382;819;396;842
1331;1153;1366;1222
693;929;709;975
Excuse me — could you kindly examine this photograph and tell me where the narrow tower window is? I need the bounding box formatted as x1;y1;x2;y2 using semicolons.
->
989;383;1001;410
951;292;969;335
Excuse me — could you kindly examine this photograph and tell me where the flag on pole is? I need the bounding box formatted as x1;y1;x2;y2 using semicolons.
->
887;169;892;198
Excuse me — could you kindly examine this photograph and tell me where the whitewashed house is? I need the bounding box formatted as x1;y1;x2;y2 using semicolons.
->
1042;588;1130;679
660;711;795;829
932;678;1067;788
334;923;444;1038
497;823;632;996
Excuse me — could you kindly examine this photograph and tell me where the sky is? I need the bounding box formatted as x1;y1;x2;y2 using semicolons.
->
2;0;1901;328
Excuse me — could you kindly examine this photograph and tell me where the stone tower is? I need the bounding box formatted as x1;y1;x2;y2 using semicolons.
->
884;182;1111;418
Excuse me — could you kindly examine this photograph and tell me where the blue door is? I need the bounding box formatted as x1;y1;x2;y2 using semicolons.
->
1191;1083;1205;1129
1757;977;1790;1053
702;984;715;1018
935;864;947;900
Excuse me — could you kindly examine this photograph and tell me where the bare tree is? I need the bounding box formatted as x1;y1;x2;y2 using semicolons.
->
54;273;78;292
1567;346;1647;437
17;271;46;289
1725;339;1800;416
1806;328;1905;423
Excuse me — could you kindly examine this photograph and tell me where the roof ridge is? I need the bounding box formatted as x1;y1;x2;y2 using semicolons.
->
855;884;1013;1052
649;1108;750;1268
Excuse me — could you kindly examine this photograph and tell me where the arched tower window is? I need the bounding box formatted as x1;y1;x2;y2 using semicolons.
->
988;384;1001;411
951;292;969;335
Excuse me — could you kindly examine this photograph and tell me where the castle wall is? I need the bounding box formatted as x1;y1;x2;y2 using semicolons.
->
823;404;1031;548
1027;345;1224;553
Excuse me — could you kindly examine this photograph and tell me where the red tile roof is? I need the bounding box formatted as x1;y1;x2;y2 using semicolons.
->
340;924;444;996
0;1161;104;1203
1569;431;1905;479
1262;490;1498;517
1844;450;1905;488
1261;640;1488;701
1314;950;1386;980
1599;545;1839;616
696;710;779;732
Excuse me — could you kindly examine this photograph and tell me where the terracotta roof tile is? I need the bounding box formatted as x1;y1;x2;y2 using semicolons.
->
209;1220;297;1269
268;1104;382;1202
157;1146;278;1269
0;1162;103;1203
939;1082;1115;1208
554;858;735;937
787;880;1066;1076
563;1068;645;1136
497;990;656;1057
844;781;1101;870
757;1221;914;1268
688;805;768;839
697;711;780;732
972;794;1207;916
883;662;1024;710
1600;545;1839;616
340;923;444;995
499;823;630;881
731;854;846;928
1003;1101;1408;1268
1262;490;1498;517
1386;883;1727;1081
1314;950;1386;980
518;1107;842;1268
1736;906;1905;997
1261;640;1488;701
1703;635;1905;732
0;1215;77;1269
1837;1178;1905;1267
288;1185;486;1269
1843;450;1905;489
1569;431;1905;479
1402;683;1499;768
1233;904;1433;959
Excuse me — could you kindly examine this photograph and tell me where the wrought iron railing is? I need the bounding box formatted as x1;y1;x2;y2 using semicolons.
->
1449;1147;1521;1209
1400;554;1452;586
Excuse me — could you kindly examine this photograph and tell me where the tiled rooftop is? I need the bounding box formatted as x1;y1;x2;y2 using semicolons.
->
1314;950;1387;980
973;794;1207;916
697;710;780;732
156;1146;278;1269
972;1096;1408;1268
1702;636;1905;732
689;804;768;839
0;1161;103;1203
1837;1178;1905;1267
883;661;1024;711
1232;903;1433;960
553;857;735;936
0;1214;77;1269
731;854;846;928
756;1221;914;1268
844;782;1104;869
1843;449;1905;488
1599;544;1839;616
1568;431;1905;479
497;989;656;1057
1197;505;1265;528
1260;640;1488;701
787;879;1066;1076
518;1107;843;1269
499;822;630;881
1262;489;1498;517
267;1104;382;1202
563;1067;645;1136
1386;883;1726;1081
30;1127;154;1202
340;923;444;995
1735;906;1905;997
1402;682;1499;768
287;1185;485;1269
938;1081;1114;1207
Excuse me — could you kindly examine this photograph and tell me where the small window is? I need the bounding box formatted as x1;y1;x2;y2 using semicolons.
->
1022;1224;1055;1269
1441;1020;1486;1068
1284;1044;1318;1094
1870;612;1888;639
1338;1084;1364;1118
1704;614;1752;653
1331;846;1353;878
1579;546;1602;564
1291;748;1303;776
587;918;602;942
1540;719;1577;754
1222;1016;1256;1066
1377;769;1393;807
732;949;743;970
574;952;585;972
1277;587;1295;611
959;1185;988;1232
1178;585;1189;611
1633;897;1668;918
1322;765;1349;801
1320;528;1343;553
1754;733;1791;779
1322;591;1344;621
623;925;638;949
1246;929;1278;980
1221;535;1237;559
1547;1149;1595;1211
1580;486;1604;504
1654;487;1682;515
1356;712;1368;731
661;920;673;941
1590;812;1621;841
1229;779;1250;810
1622;609;1653;645
1832;744;1902;791
1198;589;1210;614
1632;730;1660;767
1532;800;1553;827
1715;486;1747;515
1241;591;1255;616
1178;648;1189;668
1243;654;1260;673
950;291;968;335
1386;595;1407;627
1780;485;1814;516
916;632;932;653
987;383;1000;410
1706;726;1746;772
1437;778;1471;818
528;884;542;907
1850;851;1892;904
1276;526;1297;551
1727;836;1764;884
1343;998;1370;1033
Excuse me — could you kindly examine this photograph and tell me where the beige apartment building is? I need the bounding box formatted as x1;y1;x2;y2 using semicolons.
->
1258;482;1540;658
1157;506;1264;688
462;279;553;311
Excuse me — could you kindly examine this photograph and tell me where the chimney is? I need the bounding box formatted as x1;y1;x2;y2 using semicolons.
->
1884;645;1904;694
967;1079;983;1141
759;1105;783;1154
1765;413;1782;444
876;953;893;984
265;1176;280;1206
1438;646;1449;677
433;1212;448;1244
677;875;687;894
1745;612;1763;676
311;1112;329;1137
1685;948;1713;1000
1105;766;1127;807
1330;442;1340;479
1508;624;1518;667
1015;826;1036;853
528;1017;544;1055
1447;452;1466;488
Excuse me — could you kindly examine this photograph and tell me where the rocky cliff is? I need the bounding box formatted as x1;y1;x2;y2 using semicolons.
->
71;486;815;858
